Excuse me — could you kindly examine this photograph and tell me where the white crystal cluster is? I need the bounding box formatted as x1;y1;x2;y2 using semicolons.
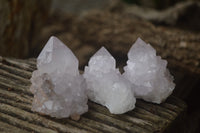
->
123;38;175;104
83;47;136;114
30;36;88;118
30;36;175;118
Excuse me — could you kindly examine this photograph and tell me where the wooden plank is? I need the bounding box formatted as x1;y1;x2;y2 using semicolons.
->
0;57;187;133
0;121;29;133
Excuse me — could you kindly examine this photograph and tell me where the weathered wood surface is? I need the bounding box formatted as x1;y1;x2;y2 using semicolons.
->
0;56;186;133
0;0;50;58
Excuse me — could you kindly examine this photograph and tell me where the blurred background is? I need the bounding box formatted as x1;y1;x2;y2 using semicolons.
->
0;0;200;132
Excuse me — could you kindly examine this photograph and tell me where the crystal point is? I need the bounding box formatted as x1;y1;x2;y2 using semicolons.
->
124;38;175;104
30;36;88;118
84;47;136;114
94;46;113;57
37;36;78;76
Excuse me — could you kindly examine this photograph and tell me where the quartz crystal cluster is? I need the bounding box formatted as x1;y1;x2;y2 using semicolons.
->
123;38;175;104
83;47;136;114
30;36;175;118
30;36;88;118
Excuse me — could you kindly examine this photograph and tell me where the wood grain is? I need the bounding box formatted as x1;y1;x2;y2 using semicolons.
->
0;57;187;133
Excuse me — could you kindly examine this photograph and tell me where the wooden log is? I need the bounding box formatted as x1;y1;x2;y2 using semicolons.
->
0;0;51;58
0;121;29;133
0;57;187;133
